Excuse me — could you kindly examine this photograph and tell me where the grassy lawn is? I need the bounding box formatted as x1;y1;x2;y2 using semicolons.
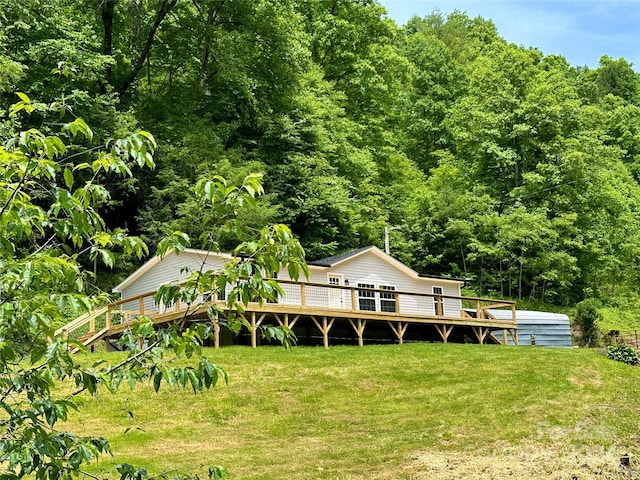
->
67;344;640;479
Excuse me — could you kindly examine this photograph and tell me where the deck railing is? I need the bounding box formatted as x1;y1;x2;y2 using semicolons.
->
55;279;516;345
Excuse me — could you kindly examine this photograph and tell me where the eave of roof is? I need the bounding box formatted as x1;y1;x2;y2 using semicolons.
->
418;273;467;283
307;246;372;267
309;246;464;284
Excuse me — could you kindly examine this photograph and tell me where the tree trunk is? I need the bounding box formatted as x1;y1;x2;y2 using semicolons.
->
118;0;179;96
200;0;226;87
100;0;116;89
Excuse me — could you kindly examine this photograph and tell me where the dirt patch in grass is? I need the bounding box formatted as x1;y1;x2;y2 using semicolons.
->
405;446;639;479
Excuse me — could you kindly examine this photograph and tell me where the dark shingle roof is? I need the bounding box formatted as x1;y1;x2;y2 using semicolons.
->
308;246;373;267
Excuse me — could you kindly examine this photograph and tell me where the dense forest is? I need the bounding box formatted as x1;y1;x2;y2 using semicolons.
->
1;0;639;308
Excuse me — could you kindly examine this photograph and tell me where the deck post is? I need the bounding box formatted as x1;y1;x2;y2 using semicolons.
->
348;318;366;347
106;306;112;329
502;329;507;345
310;316;334;349
213;316;220;349
300;284;306;307
351;288;357;311
251;312;257;348
387;321;408;344
289;314;300;329
435;324;454;343
472;326;488;344
89;314;95;334
509;328;518;346
322;317;329;349
139;297;145;316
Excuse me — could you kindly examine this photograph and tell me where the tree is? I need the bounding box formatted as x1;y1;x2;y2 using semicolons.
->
574;299;603;347
0;95;307;480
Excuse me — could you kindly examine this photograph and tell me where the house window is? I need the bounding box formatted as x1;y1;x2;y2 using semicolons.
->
433;286;444;316
357;283;376;311
379;285;397;312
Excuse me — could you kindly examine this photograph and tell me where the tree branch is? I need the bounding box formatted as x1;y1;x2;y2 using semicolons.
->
118;0;179;97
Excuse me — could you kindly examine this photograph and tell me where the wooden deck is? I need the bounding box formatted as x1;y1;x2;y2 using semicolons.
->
55;280;518;349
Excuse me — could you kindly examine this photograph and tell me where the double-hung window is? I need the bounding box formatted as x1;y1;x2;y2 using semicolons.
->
379;285;397;312
357;283;376;311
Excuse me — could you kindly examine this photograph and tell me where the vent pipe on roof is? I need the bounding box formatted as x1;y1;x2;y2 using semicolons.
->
384;226;401;255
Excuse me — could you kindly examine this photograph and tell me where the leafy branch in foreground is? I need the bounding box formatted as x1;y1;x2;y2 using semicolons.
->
0;94;307;480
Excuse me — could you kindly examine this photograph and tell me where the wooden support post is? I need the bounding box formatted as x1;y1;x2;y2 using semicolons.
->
139;297;145;316
509;329;518;346
511;303;516;322
394;292;400;313
300;284;306;307
476;299;482;319
214;316;220;349
502;329;508;345
436;297;442;317
289;315;300;329
251;312;257;348
106;306;112;329
89;314;95;334
351;288;357;311
387;321;408;344
310;316;335;349
322;317;329;349
435;324;454;343
472;326;488;344
348;318;367;347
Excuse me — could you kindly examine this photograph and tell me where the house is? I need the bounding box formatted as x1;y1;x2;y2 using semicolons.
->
55;246;519;349
113;246;465;319
104;246;517;347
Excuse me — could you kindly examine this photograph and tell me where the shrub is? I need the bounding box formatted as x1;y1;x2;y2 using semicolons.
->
606;345;640;366
574;299;602;346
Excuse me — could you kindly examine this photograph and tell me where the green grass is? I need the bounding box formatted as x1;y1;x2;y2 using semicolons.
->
67;344;640;479
600;307;640;332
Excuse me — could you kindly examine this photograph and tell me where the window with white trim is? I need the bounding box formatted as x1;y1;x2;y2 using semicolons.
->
357;283;376;311
379;285;397;312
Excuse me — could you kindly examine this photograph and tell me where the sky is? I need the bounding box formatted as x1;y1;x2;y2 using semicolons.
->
378;0;640;70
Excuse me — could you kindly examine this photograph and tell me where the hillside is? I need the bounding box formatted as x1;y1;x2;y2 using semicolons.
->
68;344;640;479
2;1;640;311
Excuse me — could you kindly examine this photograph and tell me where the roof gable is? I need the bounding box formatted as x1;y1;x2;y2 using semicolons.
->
311;246;463;284
112;249;231;292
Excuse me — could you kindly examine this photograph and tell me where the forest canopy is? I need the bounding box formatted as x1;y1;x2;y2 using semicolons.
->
2;0;640;306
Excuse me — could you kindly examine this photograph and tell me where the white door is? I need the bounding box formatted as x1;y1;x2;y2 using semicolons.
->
327;274;344;309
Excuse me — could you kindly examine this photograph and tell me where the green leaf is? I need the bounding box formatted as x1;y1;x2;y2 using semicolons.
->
63;168;73;188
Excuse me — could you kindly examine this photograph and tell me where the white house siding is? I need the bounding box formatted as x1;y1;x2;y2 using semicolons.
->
305;253;462;317
115;249;463;318
118;251;227;314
